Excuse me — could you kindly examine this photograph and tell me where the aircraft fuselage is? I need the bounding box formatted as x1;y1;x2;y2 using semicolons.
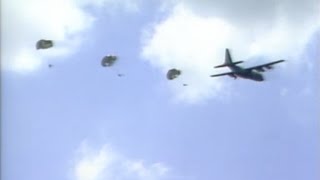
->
229;65;264;81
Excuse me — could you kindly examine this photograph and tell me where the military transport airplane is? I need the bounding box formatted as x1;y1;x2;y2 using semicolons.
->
210;49;285;81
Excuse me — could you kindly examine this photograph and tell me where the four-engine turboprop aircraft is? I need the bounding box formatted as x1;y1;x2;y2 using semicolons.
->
210;49;285;81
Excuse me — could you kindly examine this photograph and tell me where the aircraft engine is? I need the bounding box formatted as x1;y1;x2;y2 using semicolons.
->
227;73;237;79
266;65;273;69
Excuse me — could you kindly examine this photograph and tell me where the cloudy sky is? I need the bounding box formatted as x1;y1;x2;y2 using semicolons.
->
2;0;320;180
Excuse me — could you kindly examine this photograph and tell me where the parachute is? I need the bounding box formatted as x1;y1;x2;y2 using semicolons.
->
101;55;124;77
36;39;53;50
167;68;181;80
101;55;118;67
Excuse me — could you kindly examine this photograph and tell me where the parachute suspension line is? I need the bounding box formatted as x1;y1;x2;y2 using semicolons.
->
110;67;123;77
180;76;188;87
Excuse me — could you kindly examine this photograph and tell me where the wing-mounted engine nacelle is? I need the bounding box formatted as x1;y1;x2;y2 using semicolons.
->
266;65;273;69
256;67;265;72
228;74;237;79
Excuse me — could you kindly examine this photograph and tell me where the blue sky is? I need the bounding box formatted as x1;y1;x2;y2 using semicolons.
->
2;1;320;180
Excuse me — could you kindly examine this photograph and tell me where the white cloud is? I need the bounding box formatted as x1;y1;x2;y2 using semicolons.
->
141;1;320;103
142;5;233;104
71;141;170;180
125;161;169;180
78;0;142;14
1;0;141;74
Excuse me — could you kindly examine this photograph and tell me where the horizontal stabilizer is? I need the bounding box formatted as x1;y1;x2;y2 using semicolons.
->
214;61;244;68
214;64;228;68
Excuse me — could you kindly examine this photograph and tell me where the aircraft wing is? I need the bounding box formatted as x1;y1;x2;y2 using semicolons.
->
210;72;235;77
246;59;285;72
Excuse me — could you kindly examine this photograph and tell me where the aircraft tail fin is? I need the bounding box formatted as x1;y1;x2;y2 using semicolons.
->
214;48;244;68
225;48;232;64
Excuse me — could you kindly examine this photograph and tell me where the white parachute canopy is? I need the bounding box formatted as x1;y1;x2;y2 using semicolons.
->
101;55;118;67
36;39;54;50
167;68;181;80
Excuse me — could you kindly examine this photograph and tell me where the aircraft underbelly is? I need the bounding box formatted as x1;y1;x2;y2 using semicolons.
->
236;72;251;79
236;71;263;81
